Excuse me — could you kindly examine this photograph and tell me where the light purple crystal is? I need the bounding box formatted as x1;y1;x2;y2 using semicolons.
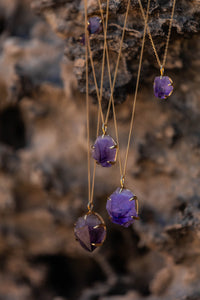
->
74;212;106;252
154;76;173;99
88;17;102;34
106;188;138;227
92;135;117;167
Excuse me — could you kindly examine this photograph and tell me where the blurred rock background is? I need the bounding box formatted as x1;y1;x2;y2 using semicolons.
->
0;0;200;299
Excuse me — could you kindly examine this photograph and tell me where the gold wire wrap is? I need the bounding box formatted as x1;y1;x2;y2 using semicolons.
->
120;175;125;189
102;123;108;136
160;65;164;76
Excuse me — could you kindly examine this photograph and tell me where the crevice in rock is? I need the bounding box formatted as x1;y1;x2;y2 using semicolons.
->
0;106;26;150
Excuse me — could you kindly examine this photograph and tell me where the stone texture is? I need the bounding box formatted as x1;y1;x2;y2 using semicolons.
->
31;0;200;104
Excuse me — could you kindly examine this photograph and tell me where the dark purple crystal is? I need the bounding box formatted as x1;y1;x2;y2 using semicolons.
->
106;188;138;227
92;135;117;167
79;33;85;45
154;76;173;99
88;16;102;34
74;212;106;252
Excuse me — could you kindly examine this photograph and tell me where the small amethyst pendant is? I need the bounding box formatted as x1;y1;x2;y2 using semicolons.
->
106;188;139;227
92;135;118;167
79;33;85;46
74;212;106;252
88;16;102;35
154;76;173;99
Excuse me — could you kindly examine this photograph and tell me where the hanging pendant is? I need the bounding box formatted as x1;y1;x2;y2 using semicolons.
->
154;76;173;99
74;211;106;252
92;135;118;167
88;16;103;35
106;187;139;227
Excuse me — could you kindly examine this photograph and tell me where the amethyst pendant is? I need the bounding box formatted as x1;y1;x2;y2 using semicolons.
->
74;212;106;252
88;16;102;35
79;33;85;46
154;76;173;99
92;135;118;167
106;188;139;227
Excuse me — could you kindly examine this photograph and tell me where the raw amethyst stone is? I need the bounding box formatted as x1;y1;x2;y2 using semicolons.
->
88;16;102;34
74;212;106;252
154;76;173;99
92;135;117;167
106;188;138;227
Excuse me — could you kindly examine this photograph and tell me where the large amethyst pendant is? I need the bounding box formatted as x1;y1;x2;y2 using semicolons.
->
106;188;139;227
74;212;106;252
92;135;118;167
154;76;173;99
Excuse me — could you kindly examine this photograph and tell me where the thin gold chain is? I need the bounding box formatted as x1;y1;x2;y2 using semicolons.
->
87;0;131;129
87;0;151;204
122;0;151;182
84;0;91;205
138;0;176;72
99;0;109;108
104;0;131;125
87;41;105;124
88;0;132;208
162;0;176;68
104;0;132;179
89;0;110;210
87;0;110;211
97;0;132;178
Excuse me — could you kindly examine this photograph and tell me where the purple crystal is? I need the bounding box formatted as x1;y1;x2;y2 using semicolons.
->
79;33;85;45
92;135;117;167
88;16;102;34
74;212;106;252
154;76;173;99
106;188;138;227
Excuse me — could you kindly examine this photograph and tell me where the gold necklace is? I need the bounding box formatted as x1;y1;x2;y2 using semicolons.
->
138;0;176;100
106;0;151;228
74;0;151;251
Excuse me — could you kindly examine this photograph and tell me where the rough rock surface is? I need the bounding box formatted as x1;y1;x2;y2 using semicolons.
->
32;0;200;103
0;0;200;300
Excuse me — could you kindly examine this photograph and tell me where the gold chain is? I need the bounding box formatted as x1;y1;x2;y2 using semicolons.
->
138;0;176;73
89;0;110;210
87;0;151;207
87;0;131;128
122;0;151;183
87;0;132;209
162;0;176;68
84;0;91;208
